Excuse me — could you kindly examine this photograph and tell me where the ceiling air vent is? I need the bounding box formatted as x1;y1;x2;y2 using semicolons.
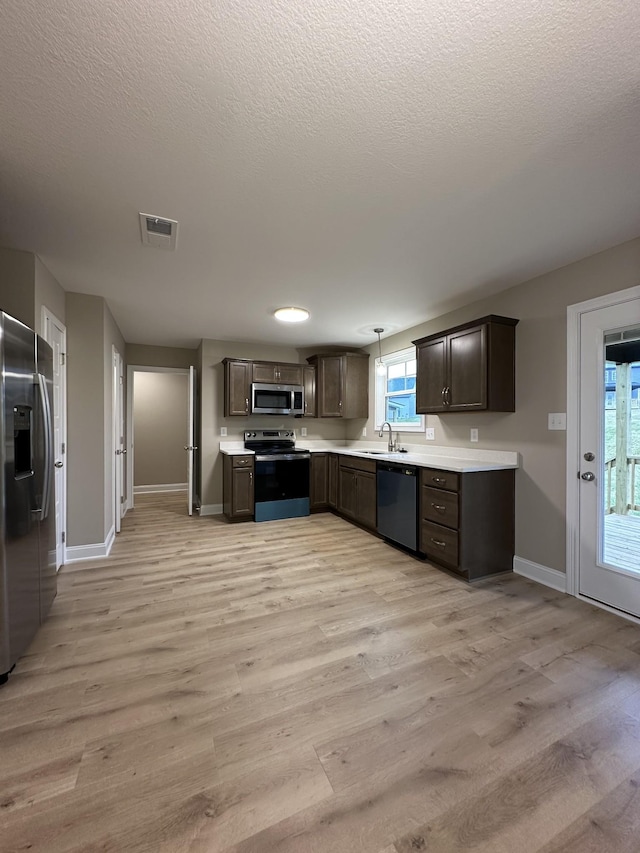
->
139;213;178;250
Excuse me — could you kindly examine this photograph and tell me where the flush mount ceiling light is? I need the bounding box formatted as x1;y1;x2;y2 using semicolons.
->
374;328;387;375
274;307;310;323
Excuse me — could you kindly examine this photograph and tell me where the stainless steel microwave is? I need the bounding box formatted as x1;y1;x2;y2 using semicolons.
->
251;383;304;416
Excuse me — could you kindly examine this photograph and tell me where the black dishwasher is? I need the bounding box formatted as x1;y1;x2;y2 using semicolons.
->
376;463;418;551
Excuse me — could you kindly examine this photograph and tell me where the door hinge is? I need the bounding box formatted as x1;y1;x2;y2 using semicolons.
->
61;352;66;366
62;442;66;454
62;532;66;543
121;496;125;504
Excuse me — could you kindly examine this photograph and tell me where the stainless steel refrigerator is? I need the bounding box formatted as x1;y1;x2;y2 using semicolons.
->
0;311;56;685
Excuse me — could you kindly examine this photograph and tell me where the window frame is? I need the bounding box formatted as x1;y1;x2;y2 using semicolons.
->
374;345;425;433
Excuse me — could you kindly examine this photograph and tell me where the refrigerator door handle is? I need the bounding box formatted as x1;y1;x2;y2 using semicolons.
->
36;372;53;521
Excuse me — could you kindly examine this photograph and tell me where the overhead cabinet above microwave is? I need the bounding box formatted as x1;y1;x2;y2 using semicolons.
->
223;358;309;417
223;353;368;418
412;315;518;413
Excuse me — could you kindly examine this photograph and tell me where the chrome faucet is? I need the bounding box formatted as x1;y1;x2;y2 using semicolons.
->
380;421;394;451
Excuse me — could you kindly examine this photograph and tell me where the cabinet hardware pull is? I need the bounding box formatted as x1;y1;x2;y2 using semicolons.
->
430;537;447;548
249;472;253;483
431;503;446;512
441;386;446;403
245;397;249;412
432;477;446;484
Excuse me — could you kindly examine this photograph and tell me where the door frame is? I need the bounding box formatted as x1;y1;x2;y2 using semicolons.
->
112;346;125;533
41;306;67;569
126;365;191;511
566;283;640;615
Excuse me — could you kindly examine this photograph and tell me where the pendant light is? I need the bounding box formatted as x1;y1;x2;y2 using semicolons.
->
374;328;387;376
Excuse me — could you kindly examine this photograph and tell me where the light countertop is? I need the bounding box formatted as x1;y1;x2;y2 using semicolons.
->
220;441;519;473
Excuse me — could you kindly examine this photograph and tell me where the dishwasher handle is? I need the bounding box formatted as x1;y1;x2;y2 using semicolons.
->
378;463;417;476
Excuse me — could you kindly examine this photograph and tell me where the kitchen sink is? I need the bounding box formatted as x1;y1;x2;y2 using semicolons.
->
358;450;388;455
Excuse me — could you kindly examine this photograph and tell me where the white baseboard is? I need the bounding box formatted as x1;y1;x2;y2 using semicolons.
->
65;525;115;563
134;483;188;494
199;503;224;516
513;556;567;592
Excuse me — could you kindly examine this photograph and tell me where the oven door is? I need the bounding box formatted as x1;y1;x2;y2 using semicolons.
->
254;456;310;522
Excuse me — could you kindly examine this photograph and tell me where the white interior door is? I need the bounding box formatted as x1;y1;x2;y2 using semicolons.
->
42;310;67;570
577;293;640;617
113;348;125;533
186;365;198;516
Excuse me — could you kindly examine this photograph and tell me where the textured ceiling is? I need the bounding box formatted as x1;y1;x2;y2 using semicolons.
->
1;0;639;348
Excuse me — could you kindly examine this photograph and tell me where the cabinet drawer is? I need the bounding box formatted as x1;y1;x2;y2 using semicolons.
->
340;456;377;474
421;468;460;492
232;455;254;468
420;520;459;568
421;486;459;529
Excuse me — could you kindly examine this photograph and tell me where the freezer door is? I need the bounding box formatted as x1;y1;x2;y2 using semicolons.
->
0;313;41;679
36;336;56;620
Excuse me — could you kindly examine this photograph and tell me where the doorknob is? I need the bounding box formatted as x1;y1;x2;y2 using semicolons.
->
581;471;596;481
55;460;63;468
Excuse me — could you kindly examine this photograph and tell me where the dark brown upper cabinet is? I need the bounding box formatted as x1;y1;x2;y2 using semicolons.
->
302;364;317;417
252;362;303;385
223;358;251;417
413;315;518;413
306;353;369;418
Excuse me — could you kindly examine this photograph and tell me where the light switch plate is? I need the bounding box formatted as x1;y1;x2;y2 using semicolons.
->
548;413;567;431
470;428;479;442
220;427;227;437
426;427;435;440
362;427;367;437
300;427;308;437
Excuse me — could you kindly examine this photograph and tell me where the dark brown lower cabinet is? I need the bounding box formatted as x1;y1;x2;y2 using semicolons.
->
328;454;338;508
223;455;254;521
419;466;514;580
310;453;329;510
338;457;377;531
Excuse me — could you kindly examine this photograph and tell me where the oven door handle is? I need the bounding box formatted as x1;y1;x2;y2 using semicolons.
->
254;453;311;462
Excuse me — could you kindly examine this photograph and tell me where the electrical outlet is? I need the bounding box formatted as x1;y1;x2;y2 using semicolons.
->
300;427;307;437
220;427;227;437
362;427;367;437
426;427;435;440
470;428;479;442
548;413;567;431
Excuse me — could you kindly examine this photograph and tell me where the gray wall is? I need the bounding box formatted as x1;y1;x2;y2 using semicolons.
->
351;236;640;573
133;372;189;487
35;255;66;330
0;247;36;327
126;344;197;369
66;293;106;547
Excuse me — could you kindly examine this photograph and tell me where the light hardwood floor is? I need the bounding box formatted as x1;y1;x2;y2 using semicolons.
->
2;493;640;852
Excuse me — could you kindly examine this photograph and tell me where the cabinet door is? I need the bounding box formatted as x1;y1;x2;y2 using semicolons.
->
310;454;328;509
226;361;251;416
317;356;343;417
338;468;356;517
232;467;254;516
252;362;278;383
302;365;316;417
277;364;302;384
416;337;447;413
356;471;377;530
328;454;338;507
448;325;486;410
